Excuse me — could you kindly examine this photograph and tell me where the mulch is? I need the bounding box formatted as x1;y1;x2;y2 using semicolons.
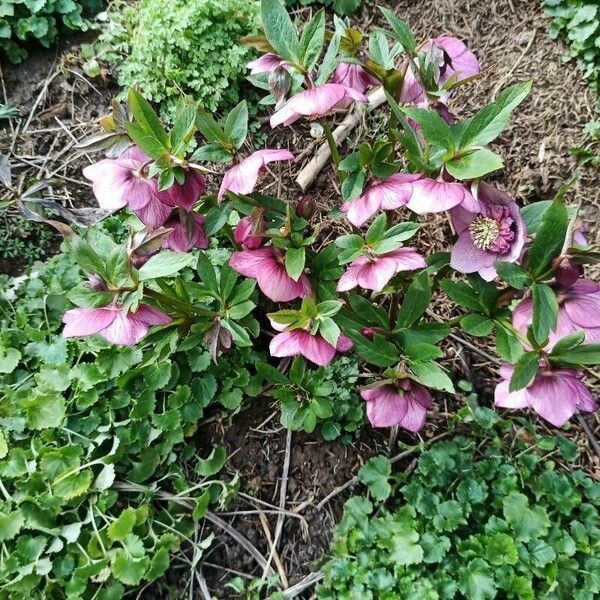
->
2;0;600;597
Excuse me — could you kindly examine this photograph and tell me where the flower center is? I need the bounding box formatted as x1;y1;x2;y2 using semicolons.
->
469;216;500;250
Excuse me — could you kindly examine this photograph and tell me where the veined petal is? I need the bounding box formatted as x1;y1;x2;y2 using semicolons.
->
450;231;497;273
270;330;304;358
527;374;579;427
229;247;275;278
132;304;172;326
301;333;337;366
407;179;474;214
386;248;427;272
356;257;399;292
101;312;149;346
256;258;307;302
62;307;117;338
362;384;408;428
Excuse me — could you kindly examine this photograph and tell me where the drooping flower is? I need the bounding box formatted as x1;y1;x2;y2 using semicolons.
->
400;36;480;108
449;182;526;281
361;379;433;431
229;247;311;302
512;267;600;348
218;149;294;201
494;363;597;427
270;83;367;128
331;62;379;95
63;304;171;346
337;248;426;292
234;215;265;249
247;53;286;75
341;173;422;227
159;170;206;211
406;177;479;215
162;211;209;252
269;319;353;366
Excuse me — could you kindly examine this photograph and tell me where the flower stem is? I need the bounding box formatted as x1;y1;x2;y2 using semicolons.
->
321;121;341;169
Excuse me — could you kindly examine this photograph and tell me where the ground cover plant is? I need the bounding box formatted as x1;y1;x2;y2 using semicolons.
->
0;0;101;63
318;413;600;599
2;0;600;597
85;0;261;117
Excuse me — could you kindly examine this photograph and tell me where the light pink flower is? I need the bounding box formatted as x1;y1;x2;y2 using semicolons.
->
406;177;479;215
512;268;600;349
269;323;353;366
494;363;597;427
234;215;265;249
218;149;294;201
337;248;426;292
449;182;526;281
162;211;208;252
361;380;433;431
229;247;311;302
341;173;421;227
247;53;286;75
63;304;171;346
270;83;367;128
331;63;379;95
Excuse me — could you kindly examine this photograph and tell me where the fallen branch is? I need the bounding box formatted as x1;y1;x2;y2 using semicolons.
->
295;86;386;191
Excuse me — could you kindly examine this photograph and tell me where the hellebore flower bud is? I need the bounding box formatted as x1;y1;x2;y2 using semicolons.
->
361;327;375;339
269;65;292;106
87;274;108;292
296;195;316;219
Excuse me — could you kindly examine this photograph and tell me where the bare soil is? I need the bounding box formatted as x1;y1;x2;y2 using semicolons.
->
2;0;600;598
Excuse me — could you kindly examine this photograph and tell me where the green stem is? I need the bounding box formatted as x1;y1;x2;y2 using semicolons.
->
322;121;341;169
144;288;216;318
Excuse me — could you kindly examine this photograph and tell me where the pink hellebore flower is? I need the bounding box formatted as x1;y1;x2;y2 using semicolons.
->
449;182;526;281
160;170;206;211
234;216;265;249
406;177;479;215
162;211;209;252
218;149;294;201
247;53;286;75
331;62;379;95
341;173;422;228
512;267;600;348
337;248;426;293
63;304;171;346
270;83;367;128
269;318;353;367
400;36;480;107
361;380;433;431
494;363;597;427
229;247;312;302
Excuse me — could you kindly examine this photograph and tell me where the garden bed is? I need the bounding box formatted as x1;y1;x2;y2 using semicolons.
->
1;0;600;599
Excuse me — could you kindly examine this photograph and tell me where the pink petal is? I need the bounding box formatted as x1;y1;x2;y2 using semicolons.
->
399;392;431;432
256;259;308;302
252;149;295;164
270;330;304;358
163;213;208;252
336;260;366;292
450;231;497;273
407;179;476;214
336;335;353;352
362;385;407;428
432;36;480;84
229;247;276;278
101;312;149;346
356;257;399;292
301;333;337;366
494;380;529;409
511;298;533;334
564;293;600;328
132;196;172;227
385;247;427;272
234;216;263;249
62;307;117;338
132;304;172;326
527;374;579;427
341;193;381;228
331;63;379;94
247;53;285;75
159;170;206;210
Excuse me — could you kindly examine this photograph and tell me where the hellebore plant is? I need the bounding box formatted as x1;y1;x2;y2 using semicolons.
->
62;0;600;435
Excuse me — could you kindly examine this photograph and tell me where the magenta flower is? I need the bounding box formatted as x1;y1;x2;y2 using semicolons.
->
512;269;600;348
449;182;526;281
269;320;353;366
406;177;479;215
270;83;367;128
400;36;480;108
162;211;209;252
159;170;206;211
218;149;294;201
494;363;597;427
229;247;312;302
234;215;265;249
247;53;286;75
63;304;171;346
337;248;426;293
341;173;422;227
331;63;379;95
361;380;433;431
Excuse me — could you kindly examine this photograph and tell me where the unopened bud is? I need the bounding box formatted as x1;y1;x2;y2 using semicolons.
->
234;215;265;249
88;274;107;291
296;195;316;219
361;327;375;339
268;66;291;105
